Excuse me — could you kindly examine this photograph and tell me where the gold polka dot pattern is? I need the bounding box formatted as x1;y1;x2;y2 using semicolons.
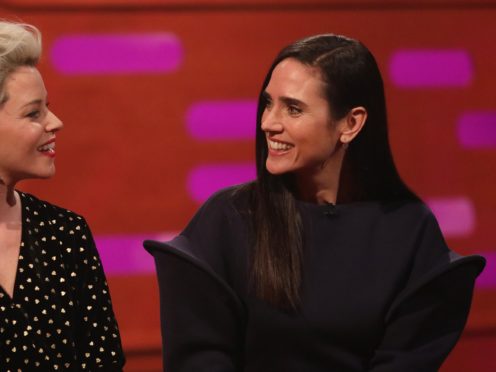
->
0;192;125;371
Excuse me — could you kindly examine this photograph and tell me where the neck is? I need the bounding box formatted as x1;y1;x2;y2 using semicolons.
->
295;152;345;205
0;181;18;215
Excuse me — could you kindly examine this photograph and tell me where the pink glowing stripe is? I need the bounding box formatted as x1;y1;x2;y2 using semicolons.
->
457;112;496;148
186;100;257;140
95;232;176;275
426;197;475;238
187;163;256;202
476;252;496;289
51;33;182;74
389;50;472;87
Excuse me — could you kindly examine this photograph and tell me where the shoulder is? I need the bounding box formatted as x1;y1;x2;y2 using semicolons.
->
340;200;450;281
371;199;447;259
200;183;252;212
18;191;89;232
338;199;438;242
183;183;252;234
174;184;252;266
381;198;486;269
364;199;441;241
19;190;86;221
361;200;486;320
18;192;104;279
378;200;485;306
378;199;434;223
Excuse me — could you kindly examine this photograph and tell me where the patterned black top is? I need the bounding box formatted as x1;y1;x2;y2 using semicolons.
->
0;192;125;371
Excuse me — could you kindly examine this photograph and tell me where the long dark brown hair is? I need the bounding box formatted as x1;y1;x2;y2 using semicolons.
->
242;34;417;310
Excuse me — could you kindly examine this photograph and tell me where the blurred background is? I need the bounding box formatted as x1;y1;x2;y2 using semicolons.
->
2;0;495;370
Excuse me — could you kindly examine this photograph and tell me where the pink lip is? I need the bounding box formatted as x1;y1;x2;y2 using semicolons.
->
40;138;56;146
267;138;294;156
41;151;56;158
38;138;56;158
268;147;292;156
267;137;293;146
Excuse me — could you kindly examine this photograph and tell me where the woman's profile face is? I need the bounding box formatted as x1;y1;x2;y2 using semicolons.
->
261;58;346;178
0;66;63;184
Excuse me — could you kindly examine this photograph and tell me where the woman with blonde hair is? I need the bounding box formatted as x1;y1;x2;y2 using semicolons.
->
0;21;125;370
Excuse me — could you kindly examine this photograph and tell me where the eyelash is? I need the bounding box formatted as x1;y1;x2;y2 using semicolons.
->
287;105;302;116
263;97;302;117
25;103;50;120
26;110;41;119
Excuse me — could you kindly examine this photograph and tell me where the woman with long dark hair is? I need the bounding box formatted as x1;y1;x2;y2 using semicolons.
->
145;34;485;371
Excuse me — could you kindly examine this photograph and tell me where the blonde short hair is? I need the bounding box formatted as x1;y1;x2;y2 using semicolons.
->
0;21;42;103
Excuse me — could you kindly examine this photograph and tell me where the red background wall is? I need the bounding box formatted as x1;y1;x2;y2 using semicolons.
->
1;1;495;370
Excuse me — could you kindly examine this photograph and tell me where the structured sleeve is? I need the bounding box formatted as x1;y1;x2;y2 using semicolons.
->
368;210;485;372
144;189;247;372
145;237;246;372
71;217;125;371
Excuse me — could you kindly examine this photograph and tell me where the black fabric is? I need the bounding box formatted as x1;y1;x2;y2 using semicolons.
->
149;239;246;371
144;186;485;372
0;192;125;371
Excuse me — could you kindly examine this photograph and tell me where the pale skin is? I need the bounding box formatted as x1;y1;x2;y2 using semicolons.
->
0;190;21;300
0;66;63;298
261;58;367;204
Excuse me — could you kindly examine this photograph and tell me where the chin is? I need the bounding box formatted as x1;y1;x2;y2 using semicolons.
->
35;167;56;179
265;162;281;175
42;170;56;179
265;162;292;176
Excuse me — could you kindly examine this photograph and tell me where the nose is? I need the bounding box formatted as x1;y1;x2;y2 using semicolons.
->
261;107;283;133
45;110;63;133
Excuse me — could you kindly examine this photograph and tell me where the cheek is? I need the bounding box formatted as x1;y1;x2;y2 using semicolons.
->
297;124;336;152
305;137;339;165
21;126;44;146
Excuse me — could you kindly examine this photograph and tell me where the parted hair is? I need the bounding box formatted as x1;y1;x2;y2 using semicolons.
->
0;21;42;103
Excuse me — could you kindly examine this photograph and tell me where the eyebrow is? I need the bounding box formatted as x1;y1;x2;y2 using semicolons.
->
263;91;308;108
21;99;44;109
280;96;307;108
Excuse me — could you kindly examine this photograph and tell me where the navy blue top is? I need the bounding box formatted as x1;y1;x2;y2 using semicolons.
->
145;185;485;372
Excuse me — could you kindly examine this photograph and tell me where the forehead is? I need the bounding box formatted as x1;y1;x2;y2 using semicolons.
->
3;66;46;102
266;58;325;98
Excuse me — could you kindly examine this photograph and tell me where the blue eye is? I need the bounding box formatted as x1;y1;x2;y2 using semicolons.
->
26;110;41;119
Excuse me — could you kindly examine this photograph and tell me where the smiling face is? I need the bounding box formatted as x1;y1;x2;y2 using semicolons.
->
261;58;347;181
0;66;63;185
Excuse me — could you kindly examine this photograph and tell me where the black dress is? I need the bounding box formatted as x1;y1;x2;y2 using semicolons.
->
0;192;125;371
144;186;485;372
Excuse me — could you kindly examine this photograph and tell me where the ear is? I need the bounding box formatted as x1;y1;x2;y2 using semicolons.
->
339;106;367;144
